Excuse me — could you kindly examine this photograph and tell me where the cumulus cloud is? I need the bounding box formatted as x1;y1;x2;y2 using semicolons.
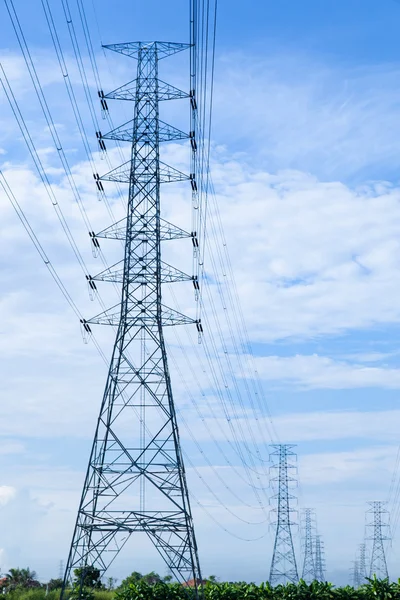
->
178;406;400;447
0;486;16;506
248;354;400;389
206;164;400;341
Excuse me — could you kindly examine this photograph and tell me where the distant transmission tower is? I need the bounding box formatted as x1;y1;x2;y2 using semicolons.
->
351;560;360;588
358;543;367;585
301;508;316;583
269;445;299;585
314;535;325;582
352;543;367;588
367;502;390;580
62;41;202;596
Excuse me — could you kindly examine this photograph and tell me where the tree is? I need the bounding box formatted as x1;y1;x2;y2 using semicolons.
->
46;578;64;591
119;572;143;588
118;571;163;589
5;568;40;589
73;566;103;589
141;572;162;585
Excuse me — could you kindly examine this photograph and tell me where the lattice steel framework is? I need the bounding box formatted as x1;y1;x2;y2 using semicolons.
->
358;543;367;584
351;561;360;588
352;543;367;588
367;501;390;580
301;508;316;583
269;445;299;585
314;535;325;582
62;41;202;597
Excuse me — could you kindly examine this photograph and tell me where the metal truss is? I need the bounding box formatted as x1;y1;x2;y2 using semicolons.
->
367;501;390;580
301;508;316;583
269;445;299;585
358;543;367;585
314;535;325;582
62;41;202;597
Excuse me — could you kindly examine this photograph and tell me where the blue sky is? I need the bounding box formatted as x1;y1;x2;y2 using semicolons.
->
1;0;400;587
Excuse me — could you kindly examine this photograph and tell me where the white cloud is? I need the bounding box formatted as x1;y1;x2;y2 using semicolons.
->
249;353;400;389
273;410;400;443
3;155;400;442
207;164;400;341
339;352;395;363
213;53;400;179
179;406;400;446
0;486;16;507
0;442;24;455
300;446;395;485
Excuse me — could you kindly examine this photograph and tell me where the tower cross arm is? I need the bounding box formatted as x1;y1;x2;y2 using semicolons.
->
103;41;192;60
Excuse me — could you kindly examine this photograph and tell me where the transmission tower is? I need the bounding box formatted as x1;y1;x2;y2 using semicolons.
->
358;543;367;585
314;535;325;582
269;445;299;585
301;508;316;583
352;543;367;588
351;560;360;588
367;501;390;580
62;41;203;596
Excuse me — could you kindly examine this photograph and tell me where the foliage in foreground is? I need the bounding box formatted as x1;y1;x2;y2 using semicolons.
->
3;572;400;600
2;591;114;600
114;577;400;600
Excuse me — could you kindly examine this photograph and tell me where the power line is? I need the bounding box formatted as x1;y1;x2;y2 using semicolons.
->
0;166;108;362
0;168;81;319
0;63;89;278
4;0;95;234
168;341;270;515
40;0;119;225
168;320;271;498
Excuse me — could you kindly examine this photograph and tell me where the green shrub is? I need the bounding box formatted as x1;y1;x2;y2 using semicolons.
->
112;579;400;600
5;577;400;600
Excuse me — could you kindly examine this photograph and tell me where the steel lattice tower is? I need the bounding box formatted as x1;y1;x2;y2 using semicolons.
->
352;544;367;588
314;535;325;582
62;41;202;596
367;502;390;580
358;543;367;584
351;561;360;588
269;445;299;585
301;508;316;583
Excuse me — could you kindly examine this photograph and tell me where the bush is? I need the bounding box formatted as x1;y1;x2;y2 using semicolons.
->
5;576;400;600
113;579;400;600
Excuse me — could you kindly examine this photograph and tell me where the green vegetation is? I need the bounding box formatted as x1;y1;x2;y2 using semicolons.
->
113;577;400;599
1;569;400;600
